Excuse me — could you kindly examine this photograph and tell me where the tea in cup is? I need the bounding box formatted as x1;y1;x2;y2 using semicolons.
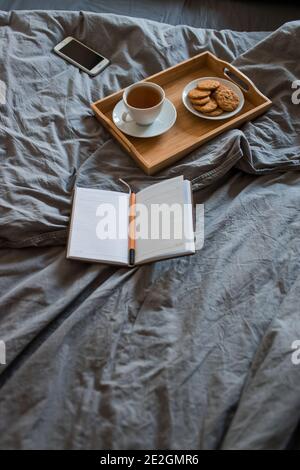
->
122;82;165;126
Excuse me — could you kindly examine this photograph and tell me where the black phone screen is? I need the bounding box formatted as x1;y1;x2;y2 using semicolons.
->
60;39;104;70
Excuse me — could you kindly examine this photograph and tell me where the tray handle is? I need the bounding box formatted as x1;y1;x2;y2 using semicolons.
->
210;55;267;101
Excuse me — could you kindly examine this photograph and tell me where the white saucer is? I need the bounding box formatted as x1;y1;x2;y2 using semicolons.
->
182;77;245;120
112;99;177;138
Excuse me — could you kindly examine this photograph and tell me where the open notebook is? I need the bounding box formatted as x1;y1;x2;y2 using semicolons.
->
67;176;195;266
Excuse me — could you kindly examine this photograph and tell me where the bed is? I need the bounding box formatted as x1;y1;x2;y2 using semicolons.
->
1;0;300;31
0;7;300;450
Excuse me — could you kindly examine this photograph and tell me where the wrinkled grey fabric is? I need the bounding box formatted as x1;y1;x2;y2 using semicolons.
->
0;11;299;450
1;0;300;32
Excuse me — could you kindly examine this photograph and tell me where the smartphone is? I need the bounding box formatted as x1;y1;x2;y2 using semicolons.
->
54;37;110;76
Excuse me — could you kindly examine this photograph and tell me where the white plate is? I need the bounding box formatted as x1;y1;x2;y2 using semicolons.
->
112;98;177;138
182;77;245;120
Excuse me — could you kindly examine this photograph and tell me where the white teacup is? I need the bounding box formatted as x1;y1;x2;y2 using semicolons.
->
122;82;165;126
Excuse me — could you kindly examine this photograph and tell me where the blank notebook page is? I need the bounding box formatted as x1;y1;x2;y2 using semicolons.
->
67;187;129;265
135;176;194;264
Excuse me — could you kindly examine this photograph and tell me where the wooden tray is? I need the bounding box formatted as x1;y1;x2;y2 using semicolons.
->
91;51;272;175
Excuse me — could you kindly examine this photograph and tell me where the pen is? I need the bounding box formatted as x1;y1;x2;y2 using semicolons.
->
128;191;136;266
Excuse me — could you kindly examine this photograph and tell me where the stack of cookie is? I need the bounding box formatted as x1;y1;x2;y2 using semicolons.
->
188;79;240;117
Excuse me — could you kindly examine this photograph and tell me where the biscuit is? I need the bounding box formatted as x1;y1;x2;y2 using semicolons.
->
190;96;210;106
204;107;224;117
197;79;220;91
194;97;218;113
214;86;239;112
188;88;211;100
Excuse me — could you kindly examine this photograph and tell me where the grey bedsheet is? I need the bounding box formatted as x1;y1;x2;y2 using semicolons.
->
1;0;300;32
0;11;299;450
